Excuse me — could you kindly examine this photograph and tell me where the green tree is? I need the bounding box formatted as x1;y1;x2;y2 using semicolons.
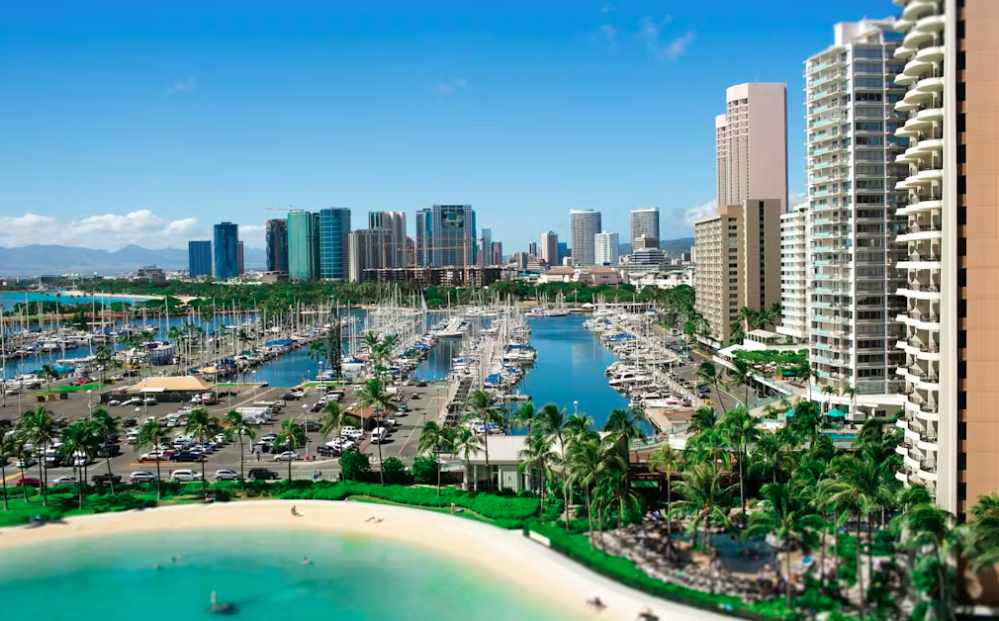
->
566;436;625;541
340;450;371;482
688;406;720;435
93;345;112;393
318;401;344;442
356;378;397;485
963;493;999;573
596;466;645;531
517;430;560;516
224;410;259;489
648;443;680;537
726;359;753;406
719;407;762;521
462;389;504;492
895;503;957;621
790;400;822;447
184;408;222;494
89;407;121;496
537;403;572;526
669;462;736;554
37;364;60;395
276;418;307;482
135;418;167;500
451;426;482;489
512;401;537;435
20;406;58;506
602;407;648;444
0;432;20;510
696;361;728;412
417;421;452;495
58;420;94;509
743;482;825;608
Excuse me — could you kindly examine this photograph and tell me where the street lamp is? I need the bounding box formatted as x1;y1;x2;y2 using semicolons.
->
87;390;94;420
573;400;578;416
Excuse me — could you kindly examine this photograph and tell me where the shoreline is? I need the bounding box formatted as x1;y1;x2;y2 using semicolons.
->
57;290;201;304
0;500;726;621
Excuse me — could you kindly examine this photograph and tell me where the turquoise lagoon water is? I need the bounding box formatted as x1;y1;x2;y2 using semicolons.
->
0;292;153;308
0;528;565;621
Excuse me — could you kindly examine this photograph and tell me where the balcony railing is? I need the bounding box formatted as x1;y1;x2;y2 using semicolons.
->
907;223;942;233
907;253;940;262
904;283;940;293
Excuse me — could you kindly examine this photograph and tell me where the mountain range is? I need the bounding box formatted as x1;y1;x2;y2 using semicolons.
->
0;244;266;277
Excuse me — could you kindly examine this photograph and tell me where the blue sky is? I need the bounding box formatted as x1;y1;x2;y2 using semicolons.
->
0;0;898;251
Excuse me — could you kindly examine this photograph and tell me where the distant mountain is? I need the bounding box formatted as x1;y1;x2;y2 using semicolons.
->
0;244;266;277
618;236;693;257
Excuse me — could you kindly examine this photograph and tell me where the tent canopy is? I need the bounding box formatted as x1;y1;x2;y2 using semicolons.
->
826;408;846;418
126;376;216;393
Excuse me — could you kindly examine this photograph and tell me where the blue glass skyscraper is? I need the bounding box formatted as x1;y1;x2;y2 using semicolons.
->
318;208;350;280
188;240;212;277
213;222;239;280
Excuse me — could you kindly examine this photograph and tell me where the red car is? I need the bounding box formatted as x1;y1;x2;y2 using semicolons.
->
76;378;94;386
15;477;42;488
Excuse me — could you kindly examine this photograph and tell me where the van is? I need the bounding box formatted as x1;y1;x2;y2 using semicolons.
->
170;469;202;482
369;427;389;444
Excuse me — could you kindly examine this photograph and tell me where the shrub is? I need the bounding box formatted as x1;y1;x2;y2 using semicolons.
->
341;451;371;481
381;457;410;485
411;456;438;485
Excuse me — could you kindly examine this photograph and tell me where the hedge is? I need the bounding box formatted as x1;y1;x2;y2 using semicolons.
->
733;349;808;367
524;523;797;621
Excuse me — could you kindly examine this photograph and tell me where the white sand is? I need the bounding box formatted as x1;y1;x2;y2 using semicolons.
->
0;501;731;621
58;291;201;304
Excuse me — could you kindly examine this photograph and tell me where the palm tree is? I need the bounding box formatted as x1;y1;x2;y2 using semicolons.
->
184;408;222;494
648;443;679;537
89;408;121;496
0;432;21;510
511;401;537;434
790;400;822;447
749;428;794;484
224;410;258;489
566;436;625;540
37;364;60;395
688;406;719;435
602;407;648;445
276;419;307;482
743;482;826;607
965;494;999;572
738;306;760;332
517;430;560;514
719;407;762;521
93;345;112;392
895;503;957;621
318;401;344;443
820;385;837;414
669;462;736;554
356;378;397;485
796;363;814;402
462;389;504;491
726;359;753;406
840;384;857;417
696;361;728;412
537;403;571;522
135;418;167;500
596;467;645;531
58;420;94;509
418;421;452;495
20;406;58;506
451;426;483;489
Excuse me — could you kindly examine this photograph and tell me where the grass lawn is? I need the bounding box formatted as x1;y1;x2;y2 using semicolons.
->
347;495;518;528
31;383;105;397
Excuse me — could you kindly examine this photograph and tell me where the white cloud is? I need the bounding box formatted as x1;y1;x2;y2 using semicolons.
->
789;189;808;207
635;16;694;61
600;2;622;13
596;23;618;49
683;199;717;227
164;77;198;95
436;79;468;95
0;210;204;250
664;31;696;60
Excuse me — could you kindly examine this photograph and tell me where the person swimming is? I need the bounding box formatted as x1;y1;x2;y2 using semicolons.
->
209;591;235;615
302;556;312;565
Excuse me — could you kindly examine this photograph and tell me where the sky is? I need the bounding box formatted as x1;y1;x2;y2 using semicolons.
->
0;0;898;251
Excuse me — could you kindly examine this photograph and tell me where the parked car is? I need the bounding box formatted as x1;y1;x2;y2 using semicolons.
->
214;469;241;481
0;419;11;428
305;420;321;431
51;475;76;486
340;427;363;441
369;427;389;444
309;403;323;413
129;471;158;483
291;390;306;399
107;399;122;407
139;449;172;462
15;477;42;488
273;451;299;462
91;473;122;487
44;454;63;468
170;469;202;482
170;451;205;463
317;445;340;457
247;468;279;481
143;397;157;406
17;456;37;469
121;418;138;428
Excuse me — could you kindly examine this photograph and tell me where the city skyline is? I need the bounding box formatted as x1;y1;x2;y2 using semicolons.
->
0;0;891;252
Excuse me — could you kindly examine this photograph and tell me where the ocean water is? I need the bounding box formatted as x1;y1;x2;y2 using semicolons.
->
0;527;565;621
0;292;153;308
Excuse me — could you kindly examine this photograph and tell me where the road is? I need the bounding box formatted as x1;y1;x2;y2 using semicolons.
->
2;380;449;485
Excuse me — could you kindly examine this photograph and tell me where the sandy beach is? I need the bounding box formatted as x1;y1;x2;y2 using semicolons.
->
0;501;729;621
59;290;201;304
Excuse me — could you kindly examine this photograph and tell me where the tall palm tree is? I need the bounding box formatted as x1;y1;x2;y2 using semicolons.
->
356;378;397;485
462;389;504;491
93;345;112;393
537;403;571;522
418;421;452;495
135;418;167;499
743;482;825;608
596;467;645;531
669;462;736;554
738;306;760;332
517;430;560;514
749;427;795;484
511;401;537;434
276;419;307;482
796;363;814;403
688;406;719;435
790;400;822;447
58;420;94;509
0;432;22;510
648;443;679;537
840;384;857;417
964;493;999;572
602;407;648;446
20;406;58;506
184;408;222;494
89;408;121;496
820;385;837;413
318;401;344;443
720;407;762;521
451;426;482;489
566;436;625;540
37;364;60;395
895;503;957;621
224;410;259;489
726;359;753;406
696;361;728;412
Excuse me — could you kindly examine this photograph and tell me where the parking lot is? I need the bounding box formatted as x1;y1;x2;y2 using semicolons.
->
2;381;448;486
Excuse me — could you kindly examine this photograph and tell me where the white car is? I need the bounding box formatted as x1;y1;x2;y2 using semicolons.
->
338;438;357;451
107;399;121;407
341;427;363;441
129;471;158;483
51;475;77;486
369;427;389;444
291;390;306;399
73;456;90;467
143;397;157;406
126;397;142;406
382;417;397;429
261;433;278;442
170;469;202;482
214;434;227;445
214;469;241;481
273;451;299;462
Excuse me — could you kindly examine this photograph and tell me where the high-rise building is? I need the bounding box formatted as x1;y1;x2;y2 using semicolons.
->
509;252;529;271
540;231;559;265
693;200;781;347
528;241;538;257
892;0;997;518
368;211;407;267
265;219;289;273
805;19;909;408
431;205;475;267
570;210;601;266
778;205;809;342
287;210;320;281
716;83;789;212
237;241;245;275
633;235;659;251
318;208;351;280
490;242;503;266
213;222;239;281
348;228;391;283
188;241;212;278
594;231;620;266
415;208;432;268
479;228;492;266
557;242;568;265
630;208;660;246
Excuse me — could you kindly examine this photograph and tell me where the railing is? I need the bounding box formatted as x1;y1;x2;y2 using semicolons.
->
907;223;941;233
904;283;940;293
908;254;940;262
920;460;938;473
